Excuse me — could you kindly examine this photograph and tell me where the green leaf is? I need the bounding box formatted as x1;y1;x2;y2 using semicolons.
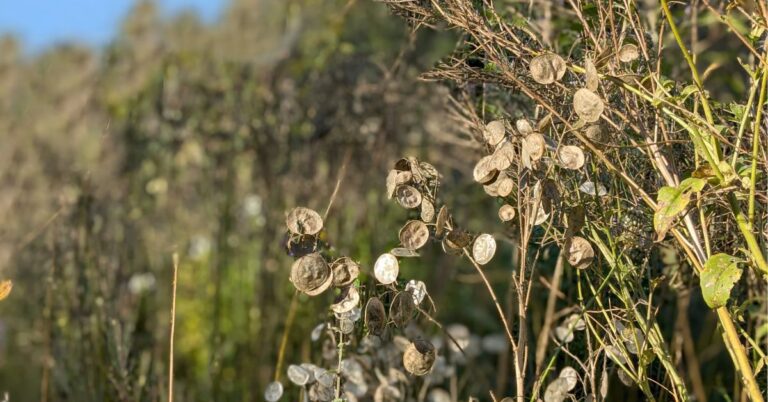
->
653;178;706;241
700;253;743;309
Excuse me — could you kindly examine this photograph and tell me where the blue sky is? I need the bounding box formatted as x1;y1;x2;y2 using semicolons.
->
0;0;227;53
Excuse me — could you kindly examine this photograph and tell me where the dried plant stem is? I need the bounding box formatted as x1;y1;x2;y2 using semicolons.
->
168;253;179;402
274;291;299;382
534;253;564;375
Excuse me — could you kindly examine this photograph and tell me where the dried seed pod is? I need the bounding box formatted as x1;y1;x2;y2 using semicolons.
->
264;381;284;402
559;366;579;391
373;253;399;285
395;185;422;209
399;220;430;250
565;206;585;234
386;169;413;199
532;201;551;225
331;257;360;287
308;382;335;401
286;207;323;236
530;53;567;85
445;230;472;249
287;364;311;386
391;247;420;258
418;161;439;179
421;199;435;222
435;205;449;238
365;297;387;335
498;204;516;222
484;120;506;146
585;58;599;91
540;179;560;212
558;145;585;170
516;118;534;135
496;175;515;197
579;181;608;196
543;377;569;402
403;340;436;376
566;237;595;269
472;234;497;265
374;384;402;402
441;238;463;256
555;326;574;343
618;44;640;63
331;286;360;314
290;253;333;296
491;142;515;171
390;291;416;327
584;124;604;141
522;133;546;161
405;280;427;305
483;179;501;197
573;88;604;123
473;155;499;184
285;234;317;258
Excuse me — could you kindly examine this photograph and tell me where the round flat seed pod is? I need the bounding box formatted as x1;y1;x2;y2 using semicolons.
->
290;253;333;296
405;280;427;305
395;185;422;209
566;236;594;269
445;230;472;249
309;382;335;401
287;364;311;386
365;297;387;336
386;169;413;199
391;247;420;258
331;257;360;287
491;142;515;171
399;220;430;250
516;118;534;135
496;175;515;197
555;326;574;343
618;44;639;63
573;88;604;123
286;207;323;236
335;306;361;323
557;145;584;170
523;133;546;161
264;381;284;402
310;323;325;342
390;291;416;328
530;53;567;85
374;253;399;285
374;384;402;402
331;286;360;314
403;340;436;376
565;206;585;234
435;206;449;238
394;157;412;171
498;204;516;222
559;366;579;391
484;120;506;146
483;180;501;197
543;378;569;402
579;181;608;196
584;124;604;141
540;179;560;212
472;234;497;265
421;199;435;222
473;155;499;184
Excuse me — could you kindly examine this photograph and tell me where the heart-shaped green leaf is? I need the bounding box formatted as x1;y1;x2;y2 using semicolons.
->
653;177;706;241
700;253;743;309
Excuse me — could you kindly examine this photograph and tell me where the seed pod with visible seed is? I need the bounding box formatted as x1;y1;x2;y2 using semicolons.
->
618;44;639;63
286;207;323;235
331;286;360;314
565;236;594;269
330;257;359;287
473;155;499;184
472;234;497;265
522;133;546;162
484;120;506;146
403;340;436;376
365;297;387;336
516;118;534;135
530;53;567;85
399;220;430;250
395;185;422;209
390;291;415;328
573;88;604;123
496;175;515;197
445;230;472;249
373;253;399;285
386;170;413;199
498;204;516;222
290;253;333;296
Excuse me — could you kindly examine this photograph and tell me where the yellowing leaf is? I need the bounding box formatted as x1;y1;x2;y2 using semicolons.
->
0;280;12;301
700;254;742;309
653;178;706;241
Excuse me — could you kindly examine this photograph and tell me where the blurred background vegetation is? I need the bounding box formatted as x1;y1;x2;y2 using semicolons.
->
0;1;759;401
